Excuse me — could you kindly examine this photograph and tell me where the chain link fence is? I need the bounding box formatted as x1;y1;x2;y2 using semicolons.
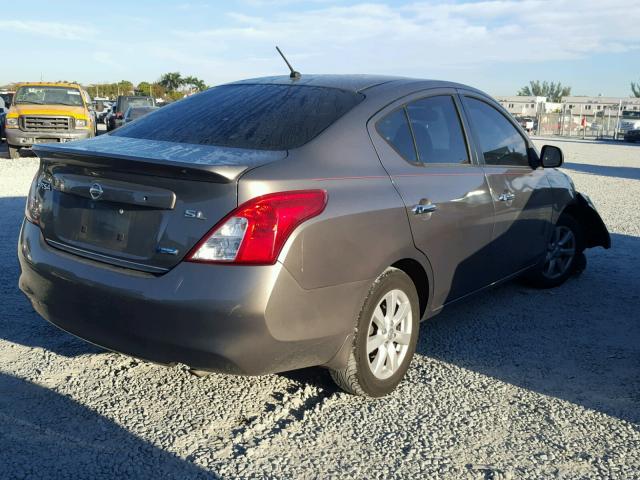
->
533;108;627;140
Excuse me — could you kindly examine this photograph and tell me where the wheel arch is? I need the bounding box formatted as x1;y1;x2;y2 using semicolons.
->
559;193;611;250
391;257;432;320
323;251;434;371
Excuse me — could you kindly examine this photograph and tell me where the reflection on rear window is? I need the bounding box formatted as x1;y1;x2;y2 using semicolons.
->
112;84;364;150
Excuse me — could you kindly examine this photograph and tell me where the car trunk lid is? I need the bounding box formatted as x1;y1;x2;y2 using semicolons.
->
33;135;286;273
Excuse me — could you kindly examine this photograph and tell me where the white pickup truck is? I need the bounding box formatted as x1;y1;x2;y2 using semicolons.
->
619;110;640;135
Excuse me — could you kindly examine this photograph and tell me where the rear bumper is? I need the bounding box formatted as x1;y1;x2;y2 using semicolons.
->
623;132;640;142
6;128;91;147
18;220;362;375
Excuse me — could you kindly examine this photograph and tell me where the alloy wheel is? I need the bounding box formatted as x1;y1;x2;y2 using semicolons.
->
543;225;576;280
366;289;413;380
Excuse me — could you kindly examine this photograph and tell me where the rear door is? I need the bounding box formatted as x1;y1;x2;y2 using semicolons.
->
459;93;553;278
369;89;496;308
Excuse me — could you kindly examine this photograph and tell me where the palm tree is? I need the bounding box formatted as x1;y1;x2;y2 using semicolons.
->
191;78;207;92
159;72;183;92
517;81;571;102
183;76;208;93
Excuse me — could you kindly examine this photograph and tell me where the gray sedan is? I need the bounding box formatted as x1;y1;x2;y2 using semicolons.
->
18;75;610;397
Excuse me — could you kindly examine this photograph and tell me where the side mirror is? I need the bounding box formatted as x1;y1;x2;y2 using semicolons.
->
540;145;563;168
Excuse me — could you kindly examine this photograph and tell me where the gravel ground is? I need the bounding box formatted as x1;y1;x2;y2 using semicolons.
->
0;138;638;479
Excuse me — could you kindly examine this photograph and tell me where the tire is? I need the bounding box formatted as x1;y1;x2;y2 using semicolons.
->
524;215;585;288
330;267;419;397
8;145;20;159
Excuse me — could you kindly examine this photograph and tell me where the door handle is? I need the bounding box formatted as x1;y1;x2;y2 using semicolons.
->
498;192;515;202
412;203;437;215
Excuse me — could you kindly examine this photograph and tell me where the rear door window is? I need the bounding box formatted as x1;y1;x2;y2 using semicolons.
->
464;97;529;167
113;84;364;150
406;96;469;164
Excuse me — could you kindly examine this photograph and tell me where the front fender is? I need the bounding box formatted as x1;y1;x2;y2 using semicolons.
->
563;192;611;249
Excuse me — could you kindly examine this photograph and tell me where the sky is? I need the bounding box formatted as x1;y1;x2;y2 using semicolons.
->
2;0;639;97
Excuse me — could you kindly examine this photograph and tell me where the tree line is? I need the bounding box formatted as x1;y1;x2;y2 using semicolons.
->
3;74;640;99
86;72;208;101
518;79;640;100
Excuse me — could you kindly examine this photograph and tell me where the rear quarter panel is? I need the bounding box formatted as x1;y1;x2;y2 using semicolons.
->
237;104;430;292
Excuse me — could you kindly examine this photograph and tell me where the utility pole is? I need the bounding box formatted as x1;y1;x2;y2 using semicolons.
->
614;100;621;140
536;99;542;136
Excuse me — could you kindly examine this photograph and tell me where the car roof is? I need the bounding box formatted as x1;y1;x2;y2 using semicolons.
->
230;74;413;92
227;74;483;96
15;82;81;89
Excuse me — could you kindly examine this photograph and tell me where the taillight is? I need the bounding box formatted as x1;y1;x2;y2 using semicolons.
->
25;173;43;226
186;190;327;265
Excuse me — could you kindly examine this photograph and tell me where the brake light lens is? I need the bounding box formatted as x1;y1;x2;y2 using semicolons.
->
25;174;43;226
186;190;327;265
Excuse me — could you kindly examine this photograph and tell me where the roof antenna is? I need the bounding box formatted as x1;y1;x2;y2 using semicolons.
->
275;46;301;80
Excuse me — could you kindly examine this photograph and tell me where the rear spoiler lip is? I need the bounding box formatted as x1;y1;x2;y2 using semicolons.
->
33;142;286;183
34;144;247;183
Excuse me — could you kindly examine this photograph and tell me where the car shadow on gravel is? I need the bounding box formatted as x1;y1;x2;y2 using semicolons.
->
418;233;640;424
0;372;217;479
564;162;640;180
0;196;103;358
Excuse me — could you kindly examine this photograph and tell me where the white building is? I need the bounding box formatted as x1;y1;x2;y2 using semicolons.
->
560;96;640;118
495;96;547;116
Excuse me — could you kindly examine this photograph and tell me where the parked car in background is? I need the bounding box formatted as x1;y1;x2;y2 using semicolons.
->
0;97;7;143
515;116;536;133
0;91;14;109
619;110;640;136
123;105;159;124
20;75;610;397
4;82;96;159
108;95;155;131
624;129;640;143
104;104;117;131
94;100;113;124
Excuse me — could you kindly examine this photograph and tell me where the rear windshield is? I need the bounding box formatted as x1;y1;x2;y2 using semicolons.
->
127;106;158;120
112;84;364;150
118;96;154;111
